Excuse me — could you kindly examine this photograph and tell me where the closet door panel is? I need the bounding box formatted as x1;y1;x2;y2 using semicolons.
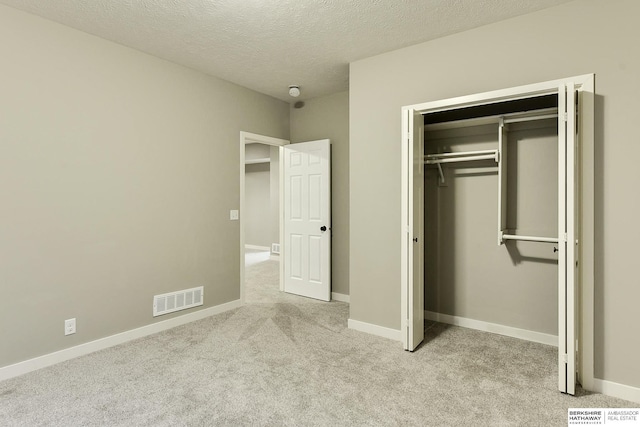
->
401;108;424;351
558;83;577;395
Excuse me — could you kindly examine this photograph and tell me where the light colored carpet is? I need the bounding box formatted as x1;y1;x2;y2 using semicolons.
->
0;250;634;426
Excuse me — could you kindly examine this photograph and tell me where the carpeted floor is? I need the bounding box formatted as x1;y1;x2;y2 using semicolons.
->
0;250;634;426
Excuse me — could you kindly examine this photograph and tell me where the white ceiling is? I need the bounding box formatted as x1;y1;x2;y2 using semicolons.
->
1;0;573;102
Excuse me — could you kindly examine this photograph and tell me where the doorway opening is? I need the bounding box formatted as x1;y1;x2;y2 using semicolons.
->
240;133;333;303
239;132;289;304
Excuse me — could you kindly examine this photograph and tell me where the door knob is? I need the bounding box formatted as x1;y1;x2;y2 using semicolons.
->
320;226;327;232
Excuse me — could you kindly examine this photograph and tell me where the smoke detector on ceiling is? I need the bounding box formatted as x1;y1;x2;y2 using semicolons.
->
288;85;301;97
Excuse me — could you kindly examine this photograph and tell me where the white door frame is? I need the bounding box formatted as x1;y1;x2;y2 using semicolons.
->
240;131;289;303
400;74;595;391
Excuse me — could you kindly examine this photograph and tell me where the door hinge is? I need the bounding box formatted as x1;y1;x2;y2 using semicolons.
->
563;112;568;122
562;353;569;364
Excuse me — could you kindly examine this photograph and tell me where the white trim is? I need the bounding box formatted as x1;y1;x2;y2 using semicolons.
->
592;378;640;404
348;319;401;342
404;74;594;114
244;244;270;251
425;311;558;347
278;146;285;292
269;254;280;261
0;299;241;382
239;131;289;304
577;75;595;392
331;292;350;303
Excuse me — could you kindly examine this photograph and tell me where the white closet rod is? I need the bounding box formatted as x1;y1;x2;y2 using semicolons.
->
424;149;498;164
425;150;498;184
501;234;559;244
425;153;497;165
503;113;558;124
425;149;496;159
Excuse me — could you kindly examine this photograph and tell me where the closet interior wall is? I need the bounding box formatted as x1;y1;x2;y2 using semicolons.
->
424;116;559;336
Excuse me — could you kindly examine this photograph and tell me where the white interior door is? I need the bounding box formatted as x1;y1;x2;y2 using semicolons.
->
558;83;577;395
283;139;331;301
402;109;424;351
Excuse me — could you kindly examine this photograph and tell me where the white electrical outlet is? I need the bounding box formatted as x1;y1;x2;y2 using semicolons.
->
64;318;76;336
230;210;239;220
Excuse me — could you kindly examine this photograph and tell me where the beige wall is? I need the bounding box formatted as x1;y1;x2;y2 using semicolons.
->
244;144;279;250
244;144;272;248
244;162;271;248
425;121;559;334
0;5;289;367
290;91;350;296
350;0;640;388
269;146;280;253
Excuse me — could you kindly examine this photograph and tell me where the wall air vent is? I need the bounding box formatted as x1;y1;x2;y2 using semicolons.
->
153;286;203;317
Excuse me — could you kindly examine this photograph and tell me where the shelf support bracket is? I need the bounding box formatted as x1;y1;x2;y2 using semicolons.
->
436;163;445;185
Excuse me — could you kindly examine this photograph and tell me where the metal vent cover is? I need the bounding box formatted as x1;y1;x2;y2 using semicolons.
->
153;286;203;317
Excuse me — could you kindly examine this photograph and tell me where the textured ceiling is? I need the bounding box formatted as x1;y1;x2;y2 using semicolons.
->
0;0;573;102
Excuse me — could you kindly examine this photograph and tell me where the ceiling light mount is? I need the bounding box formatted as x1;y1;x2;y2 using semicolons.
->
288;85;301;97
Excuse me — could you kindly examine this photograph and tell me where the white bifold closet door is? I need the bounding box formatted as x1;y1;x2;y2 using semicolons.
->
402;108;424;350
558;83;577;395
283;139;331;301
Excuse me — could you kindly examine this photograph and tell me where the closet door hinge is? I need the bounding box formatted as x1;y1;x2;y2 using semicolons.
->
562;353;569;364
563;112;568;122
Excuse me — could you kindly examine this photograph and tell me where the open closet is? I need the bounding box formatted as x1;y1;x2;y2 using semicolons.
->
424;96;560;341
401;75;595;395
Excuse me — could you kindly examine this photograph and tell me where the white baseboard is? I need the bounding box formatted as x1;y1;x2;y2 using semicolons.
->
348;318;401;341
331;292;350;303
425;310;558;347
269;254;280;261
0;299;242;382
592;378;640;404
245;244;270;251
